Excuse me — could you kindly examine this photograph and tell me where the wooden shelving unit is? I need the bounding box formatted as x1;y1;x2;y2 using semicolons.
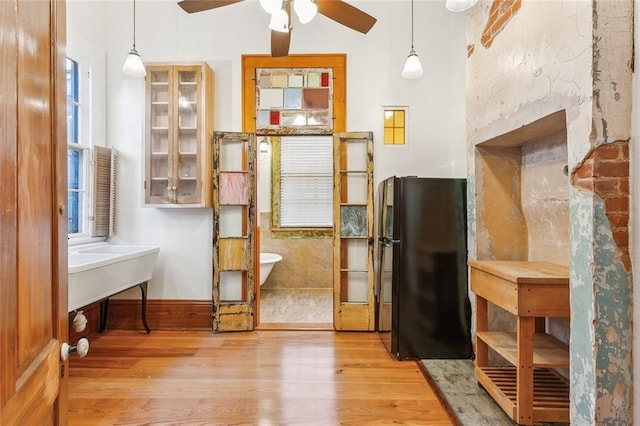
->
144;63;214;207
469;260;570;426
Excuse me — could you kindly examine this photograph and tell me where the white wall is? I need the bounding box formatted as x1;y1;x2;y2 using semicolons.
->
67;0;467;300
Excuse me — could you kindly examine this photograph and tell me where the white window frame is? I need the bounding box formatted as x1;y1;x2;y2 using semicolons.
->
66;51;92;239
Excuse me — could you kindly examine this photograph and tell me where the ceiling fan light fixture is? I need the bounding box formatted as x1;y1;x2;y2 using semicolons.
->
260;0;282;14
445;0;479;12
402;50;423;79
293;0;317;24
269;8;289;33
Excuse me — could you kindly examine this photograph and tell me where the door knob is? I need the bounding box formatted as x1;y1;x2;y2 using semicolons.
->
60;338;90;361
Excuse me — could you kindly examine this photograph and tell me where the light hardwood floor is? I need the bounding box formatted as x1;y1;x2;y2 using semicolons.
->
68;330;455;425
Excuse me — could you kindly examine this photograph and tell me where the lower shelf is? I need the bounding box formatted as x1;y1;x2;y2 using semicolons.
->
476;366;569;424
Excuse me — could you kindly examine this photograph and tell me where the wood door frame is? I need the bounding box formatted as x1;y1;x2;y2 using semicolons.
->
241;54;346;328
241;54;346;134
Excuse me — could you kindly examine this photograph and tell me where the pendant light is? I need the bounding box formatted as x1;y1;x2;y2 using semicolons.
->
401;0;423;79
122;0;146;77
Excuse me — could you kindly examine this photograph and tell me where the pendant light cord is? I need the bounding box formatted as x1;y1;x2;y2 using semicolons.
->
132;0;137;49
410;0;414;49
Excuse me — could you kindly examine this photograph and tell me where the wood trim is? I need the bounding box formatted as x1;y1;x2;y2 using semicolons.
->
70;300;214;335
0;0;18;407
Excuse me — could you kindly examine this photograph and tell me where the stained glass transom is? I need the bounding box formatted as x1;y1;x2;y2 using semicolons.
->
256;68;333;135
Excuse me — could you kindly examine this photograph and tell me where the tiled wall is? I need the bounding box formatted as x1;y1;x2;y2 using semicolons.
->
259;212;332;289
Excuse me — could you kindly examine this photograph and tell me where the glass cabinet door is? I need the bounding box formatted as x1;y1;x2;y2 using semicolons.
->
147;67;172;204
175;68;200;204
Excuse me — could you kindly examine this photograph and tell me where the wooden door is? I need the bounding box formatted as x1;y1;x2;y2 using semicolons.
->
0;1;68;424
333;132;375;330
212;132;257;331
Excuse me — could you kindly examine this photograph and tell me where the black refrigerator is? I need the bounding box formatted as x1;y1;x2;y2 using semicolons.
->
376;176;473;360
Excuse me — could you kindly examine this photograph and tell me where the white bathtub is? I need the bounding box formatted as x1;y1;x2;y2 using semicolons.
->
259;252;282;286
68;243;160;312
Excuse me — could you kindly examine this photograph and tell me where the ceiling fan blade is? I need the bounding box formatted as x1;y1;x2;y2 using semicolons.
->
271;30;291;57
177;0;245;14
316;0;377;34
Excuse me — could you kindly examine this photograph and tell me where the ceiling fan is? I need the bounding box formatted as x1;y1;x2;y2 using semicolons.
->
177;0;377;57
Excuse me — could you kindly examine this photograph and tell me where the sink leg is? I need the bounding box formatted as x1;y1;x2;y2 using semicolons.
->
99;299;109;333
139;281;151;334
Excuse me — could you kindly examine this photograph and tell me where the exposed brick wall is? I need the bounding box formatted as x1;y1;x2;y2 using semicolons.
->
572;140;630;271
481;0;523;49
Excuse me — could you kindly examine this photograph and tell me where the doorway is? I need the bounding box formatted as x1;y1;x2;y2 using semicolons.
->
242;54;346;329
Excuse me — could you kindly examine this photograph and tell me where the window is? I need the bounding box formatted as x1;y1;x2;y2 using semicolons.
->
66;57;90;236
383;107;408;145
277;136;333;228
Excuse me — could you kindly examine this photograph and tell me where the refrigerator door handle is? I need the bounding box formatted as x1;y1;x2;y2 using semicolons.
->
378;236;399;246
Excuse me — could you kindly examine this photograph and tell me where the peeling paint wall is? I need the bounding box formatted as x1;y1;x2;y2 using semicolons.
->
466;0;633;423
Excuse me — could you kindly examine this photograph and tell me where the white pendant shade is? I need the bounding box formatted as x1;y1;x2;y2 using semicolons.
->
293;0;317;24
269;8;289;32
122;49;146;77
401;51;423;79
445;0;479;12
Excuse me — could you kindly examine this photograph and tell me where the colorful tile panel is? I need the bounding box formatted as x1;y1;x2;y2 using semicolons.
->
256;67;333;133
307;72;321;87
260;88;283;109
219;238;248;270
284;88;302;109
321;72;329;87
303;89;329;109
340;205;368;237
270;110;280;125
219;172;248;205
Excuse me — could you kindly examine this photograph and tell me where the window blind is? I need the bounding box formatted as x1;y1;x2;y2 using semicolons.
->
280;136;333;227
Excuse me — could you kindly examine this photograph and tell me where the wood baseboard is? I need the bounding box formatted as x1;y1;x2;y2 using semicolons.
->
69;300;212;339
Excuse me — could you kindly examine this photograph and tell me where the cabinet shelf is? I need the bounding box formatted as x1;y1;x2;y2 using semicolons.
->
476;331;569;368
151;152;169;156
476;367;569;423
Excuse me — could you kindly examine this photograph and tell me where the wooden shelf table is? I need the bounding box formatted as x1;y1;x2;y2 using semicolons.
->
468;261;570;425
